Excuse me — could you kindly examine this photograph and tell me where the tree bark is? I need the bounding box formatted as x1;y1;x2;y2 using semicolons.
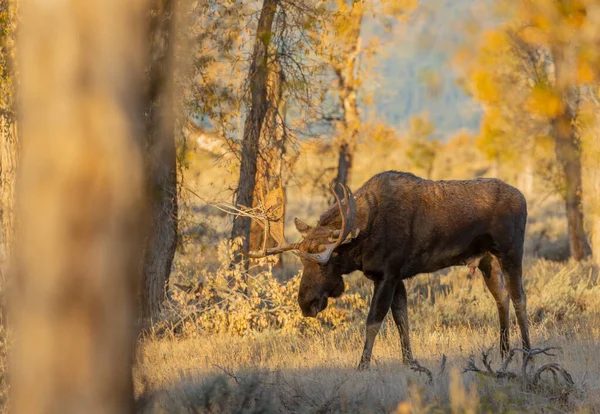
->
141;0;178;322
553;115;590;260
249;59;287;267
591;165;600;267
0;0;18;292
552;46;591;260
0;116;17;285
587;116;600;267
332;5;362;198
231;0;279;255
12;0;147;412
334;142;353;191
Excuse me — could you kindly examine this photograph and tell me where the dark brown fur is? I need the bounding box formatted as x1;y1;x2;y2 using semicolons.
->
296;171;530;370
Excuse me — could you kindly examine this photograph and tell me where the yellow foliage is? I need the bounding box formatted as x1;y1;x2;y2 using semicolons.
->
383;0;418;20
482;29;510;52
518;26;548;46
446;130;475;149
409;111;435;139
163;239;369;338
471;70;498;103
533;134;555;156
363;120;398;145
577;59;596;84
526;84;562;118
477;121;502;160
530;12;552;32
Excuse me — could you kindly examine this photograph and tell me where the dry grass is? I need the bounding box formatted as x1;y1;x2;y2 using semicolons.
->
134;255;600;412
130;142;600;413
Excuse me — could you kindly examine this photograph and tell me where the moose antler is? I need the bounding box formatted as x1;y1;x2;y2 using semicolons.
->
242;183;356;264
296;183;356;264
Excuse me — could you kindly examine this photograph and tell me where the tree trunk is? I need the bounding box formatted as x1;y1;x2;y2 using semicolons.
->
0;116;17;286
591;166;600;267
249;59;287;267
141;0;178;322
12;0;147;412
0;0;17;293
517;155;534;197
332;6;362;198
231;0;279;256
334;142;353;191
426;160;434;180
552;46;591;261
588;122;600;267
553;126;590;260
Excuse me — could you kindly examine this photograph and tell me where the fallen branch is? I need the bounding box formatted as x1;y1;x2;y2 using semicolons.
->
409;354;447;385
409;359;433;384
463;346;574;401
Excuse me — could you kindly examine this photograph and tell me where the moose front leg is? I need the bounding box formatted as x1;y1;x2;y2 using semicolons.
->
357;278;397;371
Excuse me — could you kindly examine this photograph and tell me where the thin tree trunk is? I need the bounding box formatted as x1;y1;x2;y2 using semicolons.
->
426;160;434;180
231;0;278;255
141;1;178;322
552;46;591;260
553;119;590;259
332;6;362;198
334;142;353;190
12;0;147;412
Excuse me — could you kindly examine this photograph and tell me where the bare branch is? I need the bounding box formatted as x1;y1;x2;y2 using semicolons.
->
439;354;447;377
409;360;433;385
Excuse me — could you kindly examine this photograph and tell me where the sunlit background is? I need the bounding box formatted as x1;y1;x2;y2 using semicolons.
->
1;0;599;412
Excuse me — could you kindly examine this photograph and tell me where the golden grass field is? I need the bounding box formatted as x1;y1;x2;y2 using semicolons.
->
135;259;600;413
132;141;600;413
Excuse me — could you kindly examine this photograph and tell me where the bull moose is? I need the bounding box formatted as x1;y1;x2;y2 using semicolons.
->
246;171;530;370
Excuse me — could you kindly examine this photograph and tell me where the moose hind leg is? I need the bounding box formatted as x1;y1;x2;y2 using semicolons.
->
478;254;510;358
499;252;531;351
391;280;413;364
358;279;396;371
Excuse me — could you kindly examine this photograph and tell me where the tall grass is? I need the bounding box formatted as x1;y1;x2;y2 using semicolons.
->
131;142;600;413
136;246;600;412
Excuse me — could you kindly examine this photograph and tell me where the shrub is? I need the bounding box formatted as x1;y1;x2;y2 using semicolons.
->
160;239;368;337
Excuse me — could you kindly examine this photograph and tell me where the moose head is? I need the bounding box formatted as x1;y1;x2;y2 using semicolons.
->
244;183;357;317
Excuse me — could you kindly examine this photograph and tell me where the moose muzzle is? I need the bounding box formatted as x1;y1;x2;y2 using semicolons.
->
300;296;328;317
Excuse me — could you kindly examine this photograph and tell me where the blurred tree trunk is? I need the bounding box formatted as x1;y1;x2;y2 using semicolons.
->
249;59;287;267
332;4;362;197
552;46;591;261
588;109;600;267
592;167;600;267
12;0;147;412
553;117;590;260
517;154;534;197
0;0;18;290
141;0;178;322
0;117;17;280
231;0;279;256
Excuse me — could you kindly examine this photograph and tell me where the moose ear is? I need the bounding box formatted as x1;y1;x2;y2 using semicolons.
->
294;217;312;236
